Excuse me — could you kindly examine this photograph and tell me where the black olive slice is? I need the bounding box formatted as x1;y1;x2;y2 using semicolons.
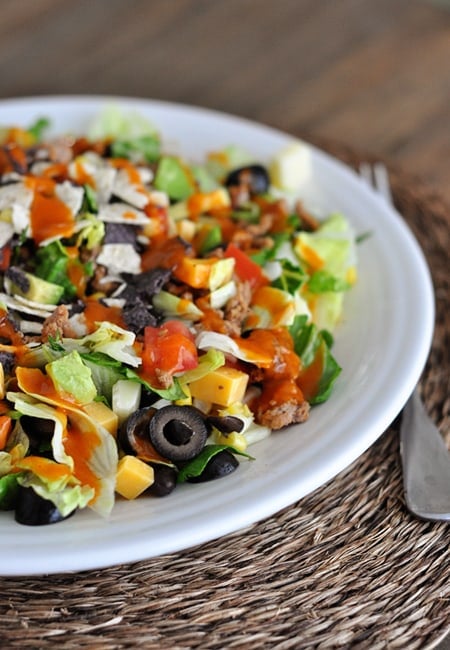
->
15;486;74;526
225;164;270;195
149;405;208;462
187;449;239;483
120;407;155;456
206;415;244;434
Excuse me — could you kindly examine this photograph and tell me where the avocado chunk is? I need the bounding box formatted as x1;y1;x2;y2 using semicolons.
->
6;267;63;305
46;351;97;404
153;156;195;201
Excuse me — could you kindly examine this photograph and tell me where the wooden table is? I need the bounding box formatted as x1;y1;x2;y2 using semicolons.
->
0;0;449;202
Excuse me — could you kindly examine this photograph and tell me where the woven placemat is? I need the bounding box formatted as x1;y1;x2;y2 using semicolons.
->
1;143;449;650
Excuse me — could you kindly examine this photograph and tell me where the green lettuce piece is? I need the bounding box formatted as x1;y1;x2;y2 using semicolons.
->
199;224;222;254
111;135;160;164
295;212;356;281
192;164;219;192
153;156;195;201
310;292;345;333
80;352;124;405
8;393;118;517
34;240;88;301
7;394;74;469
17;472;93;518
294;213;357;331
83;185;99;213
76;214;105;249
0;452;15;478
307;270;351;294
80;351;187;402
152;291;203;321
205;145;255;181
123;368;187;401
231;202;261;224
46;350;97;404
27;117;51;142
289;315;341;405
180;349;225;385
88;105;159;141
63;322;140;368
251;232;290;265
289;315;320;366
271;258;307;295
0;473;21;510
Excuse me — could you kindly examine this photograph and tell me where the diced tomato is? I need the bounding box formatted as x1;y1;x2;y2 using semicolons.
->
224;243;268;290
142;320;198;385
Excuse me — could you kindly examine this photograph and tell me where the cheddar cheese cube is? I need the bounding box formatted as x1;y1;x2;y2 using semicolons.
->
188;366;248;407
83;401;119;437
115;455;154;500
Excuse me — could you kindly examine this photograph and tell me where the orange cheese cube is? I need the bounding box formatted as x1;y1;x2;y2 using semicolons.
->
188;366;249;407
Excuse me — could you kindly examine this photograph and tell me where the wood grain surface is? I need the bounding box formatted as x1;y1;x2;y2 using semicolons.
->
0;0;448;202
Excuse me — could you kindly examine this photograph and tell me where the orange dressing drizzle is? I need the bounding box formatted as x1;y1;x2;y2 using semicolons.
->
15;366;78;405
83;299;126;332
17;456;72;482
25;176;75;244
67;260;89;298
63;418;102;499
73;159;95;187
110;158;142;184
297;351;323;402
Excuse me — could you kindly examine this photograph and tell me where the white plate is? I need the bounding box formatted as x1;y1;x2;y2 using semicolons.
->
0;96;434;575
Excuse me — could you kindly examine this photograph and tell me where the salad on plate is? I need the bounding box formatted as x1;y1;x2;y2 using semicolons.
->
0;106;357;526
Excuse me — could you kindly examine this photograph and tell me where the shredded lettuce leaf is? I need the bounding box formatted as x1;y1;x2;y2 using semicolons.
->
7;393;118;516
289;315;341;404
63;322;140;368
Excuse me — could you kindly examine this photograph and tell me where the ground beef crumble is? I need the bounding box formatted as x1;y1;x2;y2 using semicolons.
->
256;399;310;430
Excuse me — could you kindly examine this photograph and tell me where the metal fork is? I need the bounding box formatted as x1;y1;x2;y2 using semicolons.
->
360;162;450;521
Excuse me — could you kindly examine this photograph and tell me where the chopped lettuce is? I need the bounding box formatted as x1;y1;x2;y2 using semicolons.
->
88;105;159;141
76;214;105;249
289;315;341;404
293;212;357;331
34;241;77;301
18;476;93;518
307;270;351;294
152;290;203;321
0;473;21;510
64;322;141;367
110;135;160;164
215;403;271;446
7;393;74;469
153;156;195;201
192;164;220;192
294;212;356;281
79;350;187;402
181;349;225;385
271;258;307;294
27;117;51;142
80;352;125;405
8;393;118;517
46;350;97;404
205;145;255;181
